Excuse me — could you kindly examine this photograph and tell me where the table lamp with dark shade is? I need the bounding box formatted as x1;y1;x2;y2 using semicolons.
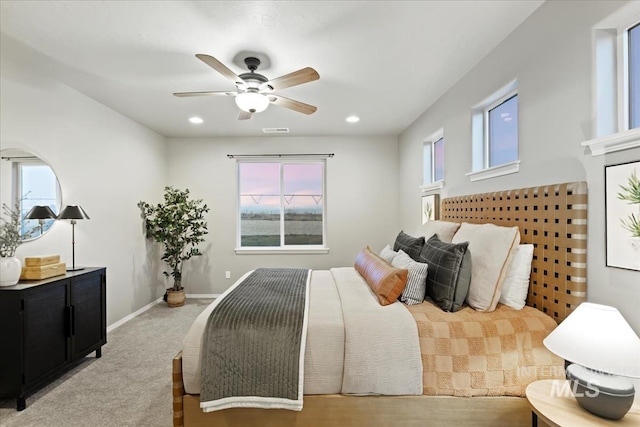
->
57;205;90;271
24;205;57;235
543;302;640;420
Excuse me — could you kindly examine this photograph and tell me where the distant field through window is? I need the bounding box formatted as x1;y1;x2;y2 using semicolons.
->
238;161;325;248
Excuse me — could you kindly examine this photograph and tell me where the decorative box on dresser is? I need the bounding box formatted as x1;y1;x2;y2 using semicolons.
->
0;267;106;411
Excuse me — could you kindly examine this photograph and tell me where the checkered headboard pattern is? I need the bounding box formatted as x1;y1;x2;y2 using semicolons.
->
441;182;587;323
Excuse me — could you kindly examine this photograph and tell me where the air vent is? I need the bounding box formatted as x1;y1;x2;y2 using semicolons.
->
262;128;290;134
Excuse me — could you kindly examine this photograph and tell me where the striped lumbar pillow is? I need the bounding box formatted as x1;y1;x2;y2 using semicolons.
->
392;250;428;305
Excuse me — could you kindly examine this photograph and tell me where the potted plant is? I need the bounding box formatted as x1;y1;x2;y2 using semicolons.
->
138;186;210;307
0;199;36;286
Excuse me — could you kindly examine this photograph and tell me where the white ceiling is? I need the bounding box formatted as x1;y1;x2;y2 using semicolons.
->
0;1;544;138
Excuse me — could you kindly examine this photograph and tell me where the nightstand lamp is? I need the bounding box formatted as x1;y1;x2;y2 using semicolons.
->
57;205;90;271
543;302;640;420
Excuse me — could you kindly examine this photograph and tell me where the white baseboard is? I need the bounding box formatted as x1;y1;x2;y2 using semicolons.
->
106;294;218;334
186;294;220;298
107;297;163;333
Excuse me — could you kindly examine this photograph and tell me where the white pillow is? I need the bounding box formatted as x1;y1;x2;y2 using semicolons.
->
499;244;534;310
379;244;399;263
391;250;428;305
414;220;461;243
452;222;520;312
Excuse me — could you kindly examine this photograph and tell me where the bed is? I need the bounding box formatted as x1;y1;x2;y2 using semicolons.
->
172;181;588;427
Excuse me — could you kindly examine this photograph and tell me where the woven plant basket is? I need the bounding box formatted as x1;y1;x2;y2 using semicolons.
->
166;288;186;307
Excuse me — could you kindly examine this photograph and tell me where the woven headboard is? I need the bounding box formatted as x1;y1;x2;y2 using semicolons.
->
441;182;587;323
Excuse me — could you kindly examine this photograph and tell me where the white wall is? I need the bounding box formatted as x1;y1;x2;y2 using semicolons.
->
0;37;168;326
398;0;640;332
165;135;400;294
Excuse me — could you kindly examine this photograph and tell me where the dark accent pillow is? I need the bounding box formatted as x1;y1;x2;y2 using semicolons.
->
419;234;471;312
393;231;425;262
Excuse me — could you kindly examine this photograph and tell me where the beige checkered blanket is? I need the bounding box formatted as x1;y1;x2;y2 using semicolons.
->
406;301;564;397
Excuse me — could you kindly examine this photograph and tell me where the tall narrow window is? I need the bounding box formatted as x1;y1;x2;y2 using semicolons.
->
487;94;518;167
469;80;519;181
629;23;640;129
239;162;281;247
422;129;445;190
239;161;325;248
433;137;444;182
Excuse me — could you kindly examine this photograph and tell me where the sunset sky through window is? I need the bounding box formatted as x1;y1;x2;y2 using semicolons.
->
239;162;323;212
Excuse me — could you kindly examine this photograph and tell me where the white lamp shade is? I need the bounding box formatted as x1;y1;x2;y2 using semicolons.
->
235;91;269;113
543;302;640;378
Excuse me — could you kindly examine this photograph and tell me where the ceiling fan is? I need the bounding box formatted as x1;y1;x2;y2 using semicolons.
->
174;54;320;120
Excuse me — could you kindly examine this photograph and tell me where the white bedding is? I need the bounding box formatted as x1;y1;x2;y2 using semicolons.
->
182;268;423;396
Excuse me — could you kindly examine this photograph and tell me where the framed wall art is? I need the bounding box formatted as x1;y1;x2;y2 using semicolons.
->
421;194;440;224
605;160;640;271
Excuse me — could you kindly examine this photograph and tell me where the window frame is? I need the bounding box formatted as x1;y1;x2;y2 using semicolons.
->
235;158;329;254
484;91;518;168
584;10;640;156
432;137;444;183
468;80;520;182
626;22;639;130
615;20;640;133
420;129;445;193
11;158;61;239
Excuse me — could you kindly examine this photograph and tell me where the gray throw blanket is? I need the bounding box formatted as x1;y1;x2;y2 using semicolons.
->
200;268;311;412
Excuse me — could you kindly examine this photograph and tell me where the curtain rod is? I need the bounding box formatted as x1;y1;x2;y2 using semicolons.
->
227;153;334;159
1;156;39;161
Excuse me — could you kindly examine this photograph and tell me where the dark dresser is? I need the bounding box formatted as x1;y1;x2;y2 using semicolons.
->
0;267;106;410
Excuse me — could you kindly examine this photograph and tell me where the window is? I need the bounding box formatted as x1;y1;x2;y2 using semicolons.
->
487;94;518;167
238;160;325;250
421;130;444;191
1;152;61;239
585;10;640;155
433;137;444;182
468;80;519;182
629;23;639;129
19;163;59;236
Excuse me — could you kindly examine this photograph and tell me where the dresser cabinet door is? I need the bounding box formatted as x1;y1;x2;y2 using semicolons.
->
70;270;105;360
23;280;70;387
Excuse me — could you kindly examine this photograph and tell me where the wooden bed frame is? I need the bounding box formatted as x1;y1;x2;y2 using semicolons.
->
172;181;588;427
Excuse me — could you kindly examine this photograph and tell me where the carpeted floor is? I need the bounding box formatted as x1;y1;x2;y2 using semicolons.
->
0;298;213;427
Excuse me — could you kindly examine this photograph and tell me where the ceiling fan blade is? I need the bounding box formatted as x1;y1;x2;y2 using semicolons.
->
195;54;244;86
268;95;317;115
262;67;319;91
173;90;237;97
237;110;253;120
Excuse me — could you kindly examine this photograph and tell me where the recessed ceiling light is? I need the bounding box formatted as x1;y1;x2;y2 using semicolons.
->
189;116;203;124
346;115;360;123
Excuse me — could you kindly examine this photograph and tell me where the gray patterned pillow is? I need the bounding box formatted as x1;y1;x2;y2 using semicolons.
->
391;250;428;305
419;234;471;312
393;231;425;262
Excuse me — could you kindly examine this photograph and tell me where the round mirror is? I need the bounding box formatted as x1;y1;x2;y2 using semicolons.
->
0;148;62;241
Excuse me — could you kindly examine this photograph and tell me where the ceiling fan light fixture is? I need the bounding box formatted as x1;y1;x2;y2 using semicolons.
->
235;91;269;113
